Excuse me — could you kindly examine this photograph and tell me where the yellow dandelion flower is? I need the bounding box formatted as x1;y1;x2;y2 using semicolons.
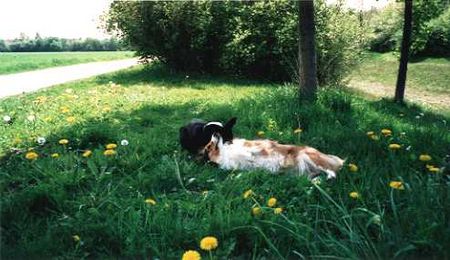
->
348;163;358;172
13;137;22;145
252;207;262;216
366;131;375;136
294;128;302;134
106;143;117;149
51;153;59;158
389;181;405;190
145;198;156;205
419;154;432;162
267;197;277;208
381;129;392;136
103;149;116;156
34;96;47;104
200;236;218;251
82;150;92;158
274;207;283;214
25;151;38;160
60;106;70;113
182;250;201;260
429;167;440;173
426;164;434;169
66;116;76;123
243;189;253;199
389;143;401;150
349;191;360;199
370;134;379;141
102;106;112;113
257;131;265;137
72;235;80;242
59;139;69;145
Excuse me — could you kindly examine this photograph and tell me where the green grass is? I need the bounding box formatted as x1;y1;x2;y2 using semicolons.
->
1;64;449;259
351;52;450;94
0;51;135;75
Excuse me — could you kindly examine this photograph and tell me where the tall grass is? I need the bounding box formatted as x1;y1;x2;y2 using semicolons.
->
1;64;449;258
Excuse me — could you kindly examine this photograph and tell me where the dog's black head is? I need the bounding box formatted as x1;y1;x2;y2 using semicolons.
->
179;117;237;154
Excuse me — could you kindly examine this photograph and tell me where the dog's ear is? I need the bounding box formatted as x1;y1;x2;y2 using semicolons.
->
221;117;237;142
179;126;190;148
224;117;237;129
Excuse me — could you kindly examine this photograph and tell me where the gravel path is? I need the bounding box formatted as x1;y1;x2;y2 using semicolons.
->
0;58;138;99
349;80;450;111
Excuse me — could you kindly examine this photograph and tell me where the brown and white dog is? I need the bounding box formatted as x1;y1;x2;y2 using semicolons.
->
204;133;344;179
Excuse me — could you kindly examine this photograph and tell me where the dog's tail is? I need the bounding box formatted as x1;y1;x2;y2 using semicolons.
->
323;154;345;172
297;150;344;179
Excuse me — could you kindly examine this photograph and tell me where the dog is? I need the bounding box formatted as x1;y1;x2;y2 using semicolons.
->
179;117;237;155
203;133;344;179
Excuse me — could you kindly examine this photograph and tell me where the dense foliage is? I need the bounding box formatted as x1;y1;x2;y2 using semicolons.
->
0;35;127;52
368;1;450;56
104;0;363;84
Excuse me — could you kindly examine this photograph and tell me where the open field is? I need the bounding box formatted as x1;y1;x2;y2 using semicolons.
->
349;52;450;110
0;51;135;75
1;64;449;258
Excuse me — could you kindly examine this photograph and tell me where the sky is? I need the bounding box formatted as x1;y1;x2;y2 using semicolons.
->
0;0;392;40
327;0;391;11
0;0;113;40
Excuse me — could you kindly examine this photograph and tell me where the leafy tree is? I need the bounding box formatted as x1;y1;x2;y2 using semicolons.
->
368;0;449;56
2;36;127;52
0;39;8;52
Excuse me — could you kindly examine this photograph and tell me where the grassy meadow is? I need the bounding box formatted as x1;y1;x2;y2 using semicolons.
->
1;64;449;258
350;52;450;95
0;51;135;75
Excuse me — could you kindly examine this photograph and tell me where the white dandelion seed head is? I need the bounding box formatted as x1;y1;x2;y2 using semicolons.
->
311;177;321;186
37;137;46;145
27;115;36;122
120;139;129;146
415;115;421;119
3;115;11;123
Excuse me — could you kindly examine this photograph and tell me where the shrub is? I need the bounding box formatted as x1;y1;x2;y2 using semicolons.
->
104;0;364;84
424;7;450;56
368;1;450;56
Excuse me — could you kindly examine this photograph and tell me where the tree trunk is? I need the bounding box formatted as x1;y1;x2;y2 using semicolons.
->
298;0;318;101
395;0;413;103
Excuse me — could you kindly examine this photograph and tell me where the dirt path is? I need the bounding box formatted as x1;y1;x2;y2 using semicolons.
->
0;58;138;99
348;79;450;111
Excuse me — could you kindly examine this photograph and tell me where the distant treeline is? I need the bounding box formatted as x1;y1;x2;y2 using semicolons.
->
0;34;128;52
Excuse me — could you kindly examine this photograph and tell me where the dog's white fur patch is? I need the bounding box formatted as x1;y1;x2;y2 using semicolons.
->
205;135;343;179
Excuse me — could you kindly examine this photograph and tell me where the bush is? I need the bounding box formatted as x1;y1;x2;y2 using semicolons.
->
424;7;450;56
104;0;364;84
368;1;450;56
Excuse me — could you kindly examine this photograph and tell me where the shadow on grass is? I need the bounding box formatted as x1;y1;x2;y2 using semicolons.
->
409;55;450;63
368;98;450;126
94;62;275;89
